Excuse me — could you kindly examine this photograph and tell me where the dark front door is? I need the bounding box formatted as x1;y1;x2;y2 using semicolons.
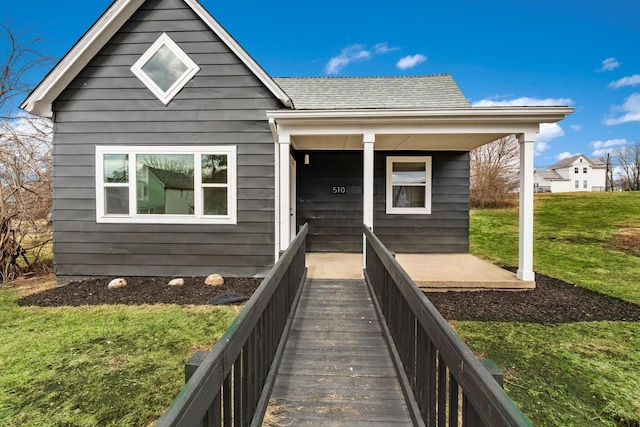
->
296;151;363;252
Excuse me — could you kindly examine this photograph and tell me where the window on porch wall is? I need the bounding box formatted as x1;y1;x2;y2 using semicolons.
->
386;156;432;214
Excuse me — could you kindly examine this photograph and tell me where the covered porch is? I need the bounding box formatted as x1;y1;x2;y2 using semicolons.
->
269;107;573;287
306;252;533;291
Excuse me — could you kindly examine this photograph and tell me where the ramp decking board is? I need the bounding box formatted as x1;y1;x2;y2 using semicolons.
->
269;279;413;425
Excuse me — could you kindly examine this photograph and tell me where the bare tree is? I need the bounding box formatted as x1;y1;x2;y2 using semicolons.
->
0;25;53;281
614;141;640;191
470;135;520;208
0;24;51;119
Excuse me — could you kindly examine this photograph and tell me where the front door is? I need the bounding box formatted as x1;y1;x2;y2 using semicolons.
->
296;151;363;252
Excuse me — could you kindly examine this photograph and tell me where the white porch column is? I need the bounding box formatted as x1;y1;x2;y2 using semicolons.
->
517;132;536;281
363;133;375;266
279;134;291;252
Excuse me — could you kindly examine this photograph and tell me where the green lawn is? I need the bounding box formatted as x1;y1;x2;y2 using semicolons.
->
0;288;236;426
464;192;640;426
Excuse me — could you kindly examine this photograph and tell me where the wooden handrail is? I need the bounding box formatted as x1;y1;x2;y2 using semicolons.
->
156;224;308;426
363;226;533;427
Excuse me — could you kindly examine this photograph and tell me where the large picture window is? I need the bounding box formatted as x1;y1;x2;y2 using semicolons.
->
386;156;432;214
96;146;236;224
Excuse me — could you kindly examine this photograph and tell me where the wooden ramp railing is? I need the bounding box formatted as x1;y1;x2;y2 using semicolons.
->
364;226;533;427
157;222;533;426
155;224;308;427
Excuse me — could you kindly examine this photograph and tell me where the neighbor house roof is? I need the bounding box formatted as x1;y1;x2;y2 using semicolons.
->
548;154;606;169
535;170;565;180
147;167;193;190
20;0;292;117
274;74;470;109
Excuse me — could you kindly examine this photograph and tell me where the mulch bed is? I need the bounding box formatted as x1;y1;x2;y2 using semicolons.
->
17;276;262;307
425;269;640;323
16;270;640;324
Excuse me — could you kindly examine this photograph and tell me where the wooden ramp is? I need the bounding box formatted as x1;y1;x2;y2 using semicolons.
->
270;279;414;426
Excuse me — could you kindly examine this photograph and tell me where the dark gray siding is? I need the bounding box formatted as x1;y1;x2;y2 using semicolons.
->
296;151;363;252
295;150;469;254
375;151;470;253
52;0;283;279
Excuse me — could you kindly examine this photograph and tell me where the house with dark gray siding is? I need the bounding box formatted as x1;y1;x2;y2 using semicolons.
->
22;0;572;283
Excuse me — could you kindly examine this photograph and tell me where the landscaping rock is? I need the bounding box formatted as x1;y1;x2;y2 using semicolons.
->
205;274;224;286
107;278;127;289
168;278;184;286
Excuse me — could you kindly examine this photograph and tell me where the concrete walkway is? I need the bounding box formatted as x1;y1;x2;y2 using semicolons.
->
306;252;534;291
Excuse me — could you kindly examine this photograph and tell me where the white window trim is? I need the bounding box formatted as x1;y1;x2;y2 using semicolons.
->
96;146;237;224
386;156;432;215
131;33;200;105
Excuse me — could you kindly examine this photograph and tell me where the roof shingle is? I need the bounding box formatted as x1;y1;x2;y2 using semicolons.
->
273;74;470;110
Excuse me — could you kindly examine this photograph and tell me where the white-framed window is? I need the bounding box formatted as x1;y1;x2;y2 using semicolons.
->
584;180;588;189
96;146;237;224
131;33;200;105
386;156;432;215
583;167;588;173
575;180;579;189
574;167;579;173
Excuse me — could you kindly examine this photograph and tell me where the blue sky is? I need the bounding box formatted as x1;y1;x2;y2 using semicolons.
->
3;0;640;167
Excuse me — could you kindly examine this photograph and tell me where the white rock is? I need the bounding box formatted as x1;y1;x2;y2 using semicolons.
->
108;278;127;289
205;274;225;286
168;278;184;286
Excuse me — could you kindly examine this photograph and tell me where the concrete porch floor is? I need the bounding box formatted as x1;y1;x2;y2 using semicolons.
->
306;252;535;291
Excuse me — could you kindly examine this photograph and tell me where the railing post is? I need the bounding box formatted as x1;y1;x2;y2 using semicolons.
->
184;350;210;383
480;359;504;388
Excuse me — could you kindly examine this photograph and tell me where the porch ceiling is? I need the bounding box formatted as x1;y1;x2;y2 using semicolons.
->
290;132;510;151
267;107;574;151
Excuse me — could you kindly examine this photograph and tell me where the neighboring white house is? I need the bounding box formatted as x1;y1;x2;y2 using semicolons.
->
534;154;606;193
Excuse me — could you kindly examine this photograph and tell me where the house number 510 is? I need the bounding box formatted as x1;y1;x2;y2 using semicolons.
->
332;186;346;194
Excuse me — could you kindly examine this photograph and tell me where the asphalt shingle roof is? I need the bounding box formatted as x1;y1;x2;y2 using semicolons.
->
548;154;606;169
273;74;470;110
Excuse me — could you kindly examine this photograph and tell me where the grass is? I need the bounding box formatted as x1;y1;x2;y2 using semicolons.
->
0;284;237;426
465;192;640;426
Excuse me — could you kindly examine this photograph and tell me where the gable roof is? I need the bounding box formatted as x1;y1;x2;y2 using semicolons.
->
274;74;470;109
20;0;292;117
548;154;606;170
147;167;193;190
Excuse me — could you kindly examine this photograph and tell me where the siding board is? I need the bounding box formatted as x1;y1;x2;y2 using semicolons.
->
52;0;281;279
296;150;469;253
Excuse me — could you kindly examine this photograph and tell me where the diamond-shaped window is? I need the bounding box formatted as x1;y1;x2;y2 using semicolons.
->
131;33;200;105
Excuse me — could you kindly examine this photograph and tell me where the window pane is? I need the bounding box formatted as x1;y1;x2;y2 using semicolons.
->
105;187;129;214
392;186;425;208
204;187;228;215
104;154;128;183
202;155;228;183
141;44;188;92
137;154;194;215
392;162;426;185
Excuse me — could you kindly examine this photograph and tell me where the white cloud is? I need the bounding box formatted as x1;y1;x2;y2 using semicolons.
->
570;124;582;131
608;74;640;89
590;138;629;156
535;141;551;156
325;44;371;75
471;97;574;107
537;123;565;143
605;93;640;125
598;57;621;72
556;151;578;160
396;54;427;70
373;42;399;54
